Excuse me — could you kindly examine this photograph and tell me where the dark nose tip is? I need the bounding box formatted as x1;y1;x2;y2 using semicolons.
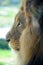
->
6;38;10;42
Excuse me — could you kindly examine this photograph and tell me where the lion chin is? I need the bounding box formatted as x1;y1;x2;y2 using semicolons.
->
8;43;25;65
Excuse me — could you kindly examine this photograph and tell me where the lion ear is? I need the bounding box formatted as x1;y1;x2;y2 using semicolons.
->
32;19;41;36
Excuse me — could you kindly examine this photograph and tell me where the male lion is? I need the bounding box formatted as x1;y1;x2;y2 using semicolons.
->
6;0;43;65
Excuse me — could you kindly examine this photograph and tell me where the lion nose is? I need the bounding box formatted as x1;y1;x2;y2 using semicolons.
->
6;32;10;42
6;34;10;42
6;37;10;42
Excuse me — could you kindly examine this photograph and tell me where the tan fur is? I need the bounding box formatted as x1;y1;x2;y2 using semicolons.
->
6;11;39;65
6;0;43;65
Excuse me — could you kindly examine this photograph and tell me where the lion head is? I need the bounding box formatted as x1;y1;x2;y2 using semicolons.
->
6;0;43;65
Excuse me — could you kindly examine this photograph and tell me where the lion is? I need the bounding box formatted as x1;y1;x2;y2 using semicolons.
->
6;0;43;65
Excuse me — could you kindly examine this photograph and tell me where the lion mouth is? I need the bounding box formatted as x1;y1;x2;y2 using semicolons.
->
9;40;20;51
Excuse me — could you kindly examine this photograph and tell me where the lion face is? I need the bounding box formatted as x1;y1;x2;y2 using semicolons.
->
6;10;27;51
6;7;41;52
6;8;39;57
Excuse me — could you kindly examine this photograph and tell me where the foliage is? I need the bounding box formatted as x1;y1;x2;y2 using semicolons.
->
0;62;5;65
0;39;9;49
0;49;11;65
0;49;11;58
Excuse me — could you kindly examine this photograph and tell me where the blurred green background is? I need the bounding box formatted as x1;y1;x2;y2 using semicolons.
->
0;0;22;65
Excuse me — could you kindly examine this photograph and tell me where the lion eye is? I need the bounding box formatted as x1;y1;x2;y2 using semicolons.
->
17;22;22;27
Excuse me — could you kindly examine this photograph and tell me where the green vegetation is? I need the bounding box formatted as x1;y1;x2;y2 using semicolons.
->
0;0;21;65
0;49;11;65
0;39;9;49
0;39;11;58
0;0;22;27
0;49;11;58
0;7;19;27
0;62;5;65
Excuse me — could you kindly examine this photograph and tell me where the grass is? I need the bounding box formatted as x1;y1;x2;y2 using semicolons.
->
0;49;11;65
0;49;11;58
0;62;5;65
0;49;17;65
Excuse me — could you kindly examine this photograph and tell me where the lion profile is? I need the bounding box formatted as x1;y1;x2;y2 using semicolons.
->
6;0;43;65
